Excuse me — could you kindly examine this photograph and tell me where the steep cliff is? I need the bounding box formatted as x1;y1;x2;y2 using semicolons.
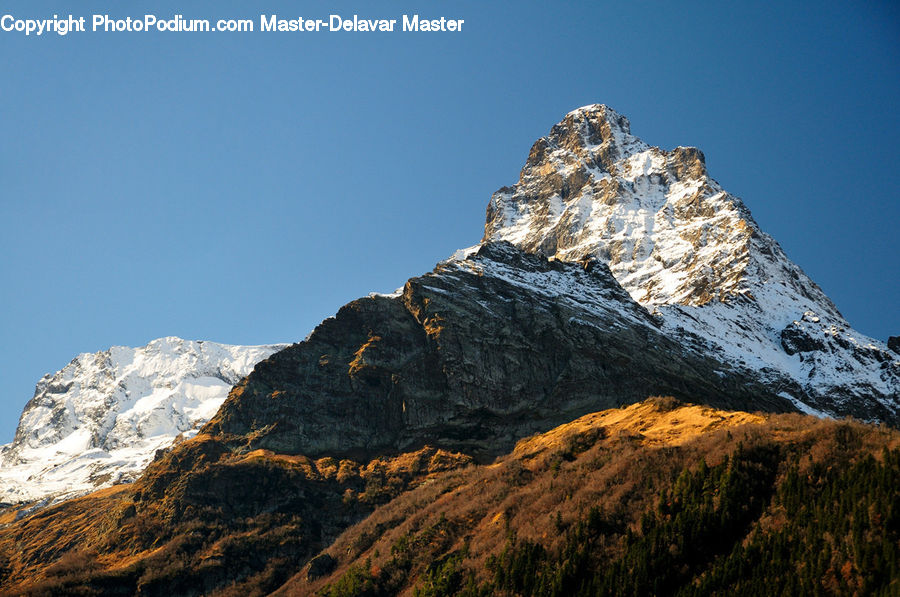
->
204;242;791;459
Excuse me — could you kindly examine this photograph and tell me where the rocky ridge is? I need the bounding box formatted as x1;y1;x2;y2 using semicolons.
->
203;242;792;460
3;105;896;510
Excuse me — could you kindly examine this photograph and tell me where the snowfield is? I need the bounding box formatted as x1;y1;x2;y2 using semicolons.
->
0;337;286;505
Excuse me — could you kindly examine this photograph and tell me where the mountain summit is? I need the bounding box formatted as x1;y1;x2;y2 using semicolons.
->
485;104;898;420
484;104;836;311
197;98;900;463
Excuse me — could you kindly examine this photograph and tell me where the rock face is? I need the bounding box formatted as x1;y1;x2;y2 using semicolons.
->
484;105;835;312
484;104;899;421
0;337;285;504
205;243;792;459
889;336;900;354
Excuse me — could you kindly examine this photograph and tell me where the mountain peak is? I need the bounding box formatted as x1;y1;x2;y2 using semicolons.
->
561;103;632;140
519;104;648;177
484;105;897;420
485;105;823;312
560;103;632;138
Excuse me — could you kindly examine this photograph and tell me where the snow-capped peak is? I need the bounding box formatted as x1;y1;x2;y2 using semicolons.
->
484;104;898;420
0;337;287;506
486;104;837;314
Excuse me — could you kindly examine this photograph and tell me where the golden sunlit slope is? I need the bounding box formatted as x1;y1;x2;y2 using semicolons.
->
0;436;473;597
2;398;899;596
512;398;765;457
279;398;900;596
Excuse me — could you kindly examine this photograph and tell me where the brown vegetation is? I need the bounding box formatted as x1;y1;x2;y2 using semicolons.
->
0;438;471;596
1;398;898;596
279;399;900;595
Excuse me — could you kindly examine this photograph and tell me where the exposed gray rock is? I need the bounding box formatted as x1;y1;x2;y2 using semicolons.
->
781;323;827;355
205;243;794;459
307;554;336;581
889;337;900;354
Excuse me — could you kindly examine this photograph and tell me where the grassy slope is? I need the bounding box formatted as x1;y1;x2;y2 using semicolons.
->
1;398;898;596
283;399;900;596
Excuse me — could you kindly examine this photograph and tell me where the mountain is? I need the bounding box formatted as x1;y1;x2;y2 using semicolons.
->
202;241;794;461
485;104;899;421
0;105;897;595
0;337;286;506
188;105;898;465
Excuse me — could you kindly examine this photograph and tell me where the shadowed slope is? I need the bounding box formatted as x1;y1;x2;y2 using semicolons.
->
203;242;792;460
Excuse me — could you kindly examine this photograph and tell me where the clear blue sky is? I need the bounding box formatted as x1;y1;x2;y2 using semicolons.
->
1;0;898;442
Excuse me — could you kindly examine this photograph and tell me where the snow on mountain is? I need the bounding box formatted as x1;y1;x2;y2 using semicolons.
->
0;337;286;506
3;105;895;508
484;104;899;420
